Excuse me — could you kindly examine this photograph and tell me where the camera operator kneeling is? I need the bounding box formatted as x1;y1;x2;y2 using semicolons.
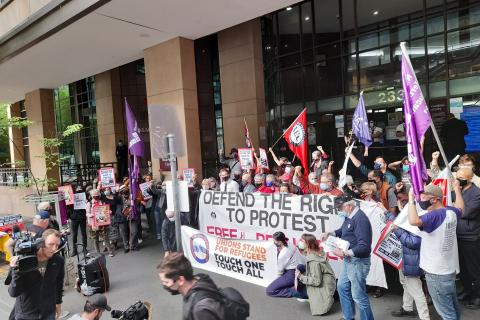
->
8;229;65;320
69;294;111;320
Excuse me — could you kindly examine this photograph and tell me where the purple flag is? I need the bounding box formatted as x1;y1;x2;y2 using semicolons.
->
401;44;433;197
125;98;145;218
352;93;372;147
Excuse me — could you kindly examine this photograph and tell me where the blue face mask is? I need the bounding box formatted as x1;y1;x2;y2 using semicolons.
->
266;181;274;187
402;164;410;173
374;162;383;170
320;183;330;191
338;211;349;220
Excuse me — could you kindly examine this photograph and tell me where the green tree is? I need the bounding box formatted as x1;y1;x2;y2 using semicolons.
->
0;104;10;164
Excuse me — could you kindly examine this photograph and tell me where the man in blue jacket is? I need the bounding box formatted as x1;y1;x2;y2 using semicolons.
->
389;222;430;320
321;194;374;320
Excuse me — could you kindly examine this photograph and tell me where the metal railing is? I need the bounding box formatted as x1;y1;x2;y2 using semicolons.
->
0;167;29;187
59;162;116;185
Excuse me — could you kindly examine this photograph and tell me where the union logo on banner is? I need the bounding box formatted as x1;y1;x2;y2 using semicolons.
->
190;233;209;264
289;123;306;147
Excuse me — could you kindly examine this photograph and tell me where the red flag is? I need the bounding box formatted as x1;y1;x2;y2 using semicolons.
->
283;108;308;175
244;118;252;148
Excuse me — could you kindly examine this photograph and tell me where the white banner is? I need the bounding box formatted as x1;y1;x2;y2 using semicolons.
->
199;191;388;288
181;226;277;287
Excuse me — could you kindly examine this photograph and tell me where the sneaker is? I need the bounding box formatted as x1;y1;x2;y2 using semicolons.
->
296;298;308;302
391;308;416;317
138;238;143;244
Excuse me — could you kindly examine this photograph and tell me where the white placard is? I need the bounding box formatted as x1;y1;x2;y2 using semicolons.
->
238;148;254;170
139;182;152;200
98;168;116;188
166;180;190;212
258;148;269;170
73;192;87;210
183;168;196;187
323;236;350;253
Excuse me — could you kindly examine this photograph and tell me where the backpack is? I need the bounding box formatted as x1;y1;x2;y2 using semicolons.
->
187;286;250;320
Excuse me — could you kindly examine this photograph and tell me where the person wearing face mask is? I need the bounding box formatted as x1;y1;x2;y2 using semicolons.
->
256;174;277;194
266;232;305;297
69;186;88;256
318;173;343;196
219;147;241;179
408;182;464;320
359;182;378;202
241;173;257;193
294;166;317;194
279;183;291;194
321;194;374;320
452;154;480;188
158;253;226;319
388;156;412;190
232;170;243;189
86;189;115;256
208;177;219;191
349;152;397;186
453;168;480;309
342;175;361;199
368;170;397;215
218;168;239;192
310;147;329;179
148;176;167;240
295;234;336;315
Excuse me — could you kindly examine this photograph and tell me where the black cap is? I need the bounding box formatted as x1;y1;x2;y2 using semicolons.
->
86;294;111;311
333;194;354;209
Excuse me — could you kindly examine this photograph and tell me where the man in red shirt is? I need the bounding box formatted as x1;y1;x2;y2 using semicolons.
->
257;174;277;194
319;173;343;196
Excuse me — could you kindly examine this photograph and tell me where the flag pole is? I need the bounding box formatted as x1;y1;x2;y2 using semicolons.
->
400;42;452;180
270;108;307;149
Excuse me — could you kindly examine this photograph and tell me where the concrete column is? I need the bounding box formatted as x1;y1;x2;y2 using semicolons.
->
218;18;267;150
24;89;59;187
8;101;25;166
144;37;202;178
95;68;126;165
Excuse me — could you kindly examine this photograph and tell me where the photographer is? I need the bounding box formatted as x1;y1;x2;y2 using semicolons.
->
69;294;111;320
5;211;50;257
8;229;65;320
157;253;225;320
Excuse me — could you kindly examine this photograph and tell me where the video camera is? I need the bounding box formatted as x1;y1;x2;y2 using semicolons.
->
111;301;149;320
13;233;44;273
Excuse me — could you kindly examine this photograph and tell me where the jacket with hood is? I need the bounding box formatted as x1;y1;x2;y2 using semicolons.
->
183;274;225;320
299;252;336;316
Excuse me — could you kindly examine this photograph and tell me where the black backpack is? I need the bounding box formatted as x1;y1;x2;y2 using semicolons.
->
187;286;250;320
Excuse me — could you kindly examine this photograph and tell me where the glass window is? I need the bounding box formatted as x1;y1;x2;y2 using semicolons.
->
428;34;446;80
359;46;395;91
278;6;301;55
448;25;480;78
345;55;358;93
280;68;303;103
429;81;447;98
342;0;355;37
356;1;424;32
450;75;480;95
317;57;342;98
302;2;313;48
359;33;379;51
314;0;340;45
427;16;444;35
279;53;301;68
303;64;316;101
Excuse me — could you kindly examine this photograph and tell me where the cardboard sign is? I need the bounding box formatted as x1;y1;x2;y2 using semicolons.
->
183;168;196;187
73;192;87;210
181;226;277;287
238;148;254;170
139;182;152;200
373;221;403;269
58;185;74;206
91;204;111;227
258;148;269;170
98;167;116;188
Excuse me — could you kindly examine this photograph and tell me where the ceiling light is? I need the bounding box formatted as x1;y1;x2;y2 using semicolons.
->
286;7;292;11
373;10;379;15
305;16;310;21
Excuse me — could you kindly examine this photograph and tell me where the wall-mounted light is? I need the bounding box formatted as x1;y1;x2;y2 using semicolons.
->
305;16;310;21
373;10;379;16
286;7;292;11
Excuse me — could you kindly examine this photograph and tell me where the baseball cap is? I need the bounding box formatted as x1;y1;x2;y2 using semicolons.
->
422;184;443;199
86;294;111;311
333;194;354;209
35;211;50;220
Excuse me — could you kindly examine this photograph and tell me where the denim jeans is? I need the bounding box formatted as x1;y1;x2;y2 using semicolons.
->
266;269;296;297
337;257;374;320
154;207;164;237
425;272;460;320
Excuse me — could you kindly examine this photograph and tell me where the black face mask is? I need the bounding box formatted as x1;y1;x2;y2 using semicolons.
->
220;176;228;182
163;284;180;295
93;196;100;201
368;179;377;184
457;178;468;187
418;199;432;210
254;182;263;188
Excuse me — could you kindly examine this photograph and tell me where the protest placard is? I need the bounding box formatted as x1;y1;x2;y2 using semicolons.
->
58;185;74;206
199;191;388;288
238;148;254;170
166;180;190;212
373;221;403;269
98;167;116;188
181;226;277;287
73;192;87;210
258;148;269;170
139;181;152;200
323;236;350;253
183;168;195;187
91;204;111;227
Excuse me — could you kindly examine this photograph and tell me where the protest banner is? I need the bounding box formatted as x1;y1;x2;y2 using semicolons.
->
91;204;111;228
165;180;190;212
73;192;87;210
258;148;269;170
183;168;196;187
238;148;254;170
98;167;116;188
199;191;388;288
139;181;152;200
181;226;277;287
373;221;403;269
58;185;74;206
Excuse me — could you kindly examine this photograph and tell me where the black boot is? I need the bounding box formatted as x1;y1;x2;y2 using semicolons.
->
391;308;416;317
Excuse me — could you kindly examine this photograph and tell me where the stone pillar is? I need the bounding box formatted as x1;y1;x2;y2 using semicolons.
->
24;89;59;187
8;101;25;166
95;68;126;166
218;18;267;150
144;37;202;178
